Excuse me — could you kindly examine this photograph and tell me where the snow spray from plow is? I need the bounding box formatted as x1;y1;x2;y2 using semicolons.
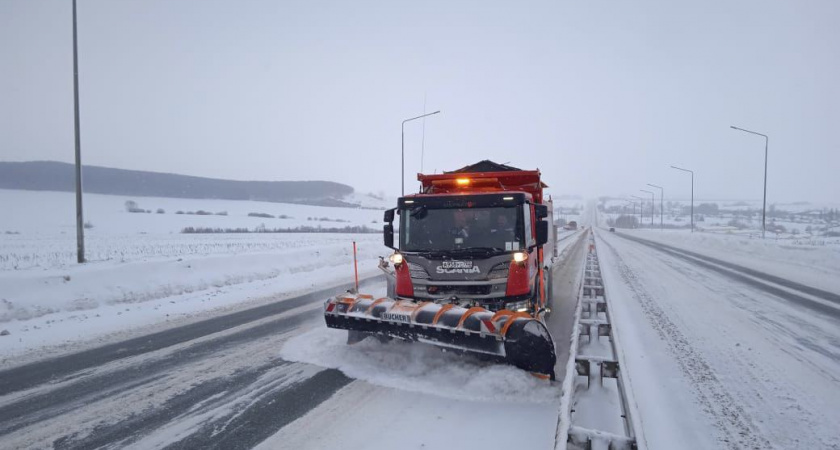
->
324;294;557;379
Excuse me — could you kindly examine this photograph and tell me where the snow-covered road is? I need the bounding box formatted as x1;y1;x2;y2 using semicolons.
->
0;232;589;450
0;278;384;449
597;230;840;449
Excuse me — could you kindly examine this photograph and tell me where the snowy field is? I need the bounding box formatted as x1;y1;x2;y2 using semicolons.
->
600;197;840;239
0;189;389;363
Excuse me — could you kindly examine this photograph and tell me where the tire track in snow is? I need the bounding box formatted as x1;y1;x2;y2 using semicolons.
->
0;277;381;396
654;251;840;374
599;237;771;450
0;310;317;437
615;233;840;317
617;240;840;449
0;279;385;449
52;364;350;450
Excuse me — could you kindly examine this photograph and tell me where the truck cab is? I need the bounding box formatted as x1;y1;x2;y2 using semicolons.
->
382;161;554;313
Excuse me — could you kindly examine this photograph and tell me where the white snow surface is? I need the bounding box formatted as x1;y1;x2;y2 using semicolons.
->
625;229;840;294
0;189;388;364
271;326;560;450
257;379;559;450
280;327;560;404
0;189;382;240
596;230;840;450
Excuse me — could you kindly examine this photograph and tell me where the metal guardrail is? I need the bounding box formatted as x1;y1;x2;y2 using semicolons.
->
556;232;639;450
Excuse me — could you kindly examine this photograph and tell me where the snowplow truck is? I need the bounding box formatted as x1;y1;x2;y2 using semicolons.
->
324;161;557;379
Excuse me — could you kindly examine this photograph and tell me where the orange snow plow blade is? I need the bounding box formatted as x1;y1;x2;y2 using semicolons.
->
324;293;557;379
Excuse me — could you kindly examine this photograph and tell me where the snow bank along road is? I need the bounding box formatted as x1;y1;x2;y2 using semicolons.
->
598;230;840;449
0;233;588;450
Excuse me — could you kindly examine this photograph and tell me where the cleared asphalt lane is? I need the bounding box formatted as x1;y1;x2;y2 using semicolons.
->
0;278;382;450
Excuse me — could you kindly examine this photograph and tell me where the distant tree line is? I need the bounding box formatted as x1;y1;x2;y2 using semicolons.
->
181;225;378;234
0;161;356;207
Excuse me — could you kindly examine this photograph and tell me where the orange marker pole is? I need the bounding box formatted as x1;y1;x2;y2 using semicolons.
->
353;241;359;292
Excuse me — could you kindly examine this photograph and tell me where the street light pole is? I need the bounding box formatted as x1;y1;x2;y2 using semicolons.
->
72;0;85;263
640;189;655;228
670;166;694;232
626;201;637;228
647;183;664;230
402;110;441;196
631;195;644;227
730;125;769;239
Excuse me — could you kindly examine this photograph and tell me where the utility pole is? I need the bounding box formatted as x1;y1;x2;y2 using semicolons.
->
72;0;85;263
730;125;769;239
641;189;655;228
626;201;637;228
631;195;644;228
647;183;664;229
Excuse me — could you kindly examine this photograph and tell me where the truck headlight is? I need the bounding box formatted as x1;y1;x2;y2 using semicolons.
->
389;252;404;265
512;251;528;263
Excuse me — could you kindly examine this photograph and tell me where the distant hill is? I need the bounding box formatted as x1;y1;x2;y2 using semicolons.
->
0;161;358;207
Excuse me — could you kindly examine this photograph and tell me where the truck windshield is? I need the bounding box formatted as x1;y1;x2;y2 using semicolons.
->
400;205;524;253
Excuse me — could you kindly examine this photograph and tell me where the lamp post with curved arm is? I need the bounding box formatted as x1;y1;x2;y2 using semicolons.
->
647;183;664;229
670;166;694;232
730;125;769;239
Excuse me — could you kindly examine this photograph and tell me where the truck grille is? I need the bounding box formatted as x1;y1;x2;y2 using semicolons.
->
426;285;492;296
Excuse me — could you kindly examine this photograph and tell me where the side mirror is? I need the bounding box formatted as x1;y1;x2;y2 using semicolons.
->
384;223;395;249
534;204;549;220
383;208;396;223
535;220;549;247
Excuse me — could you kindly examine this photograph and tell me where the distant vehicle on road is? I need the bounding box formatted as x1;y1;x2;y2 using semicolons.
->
609;227;615;232
564;220;578;230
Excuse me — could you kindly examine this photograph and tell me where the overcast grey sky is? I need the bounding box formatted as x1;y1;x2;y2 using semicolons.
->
2;0;838;203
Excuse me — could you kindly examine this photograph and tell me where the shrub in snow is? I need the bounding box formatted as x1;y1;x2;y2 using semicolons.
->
248;212;275;219
215;211;228;216
83;221;94;229
181;225;378;234
157;208;165;214
124;200;145;213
